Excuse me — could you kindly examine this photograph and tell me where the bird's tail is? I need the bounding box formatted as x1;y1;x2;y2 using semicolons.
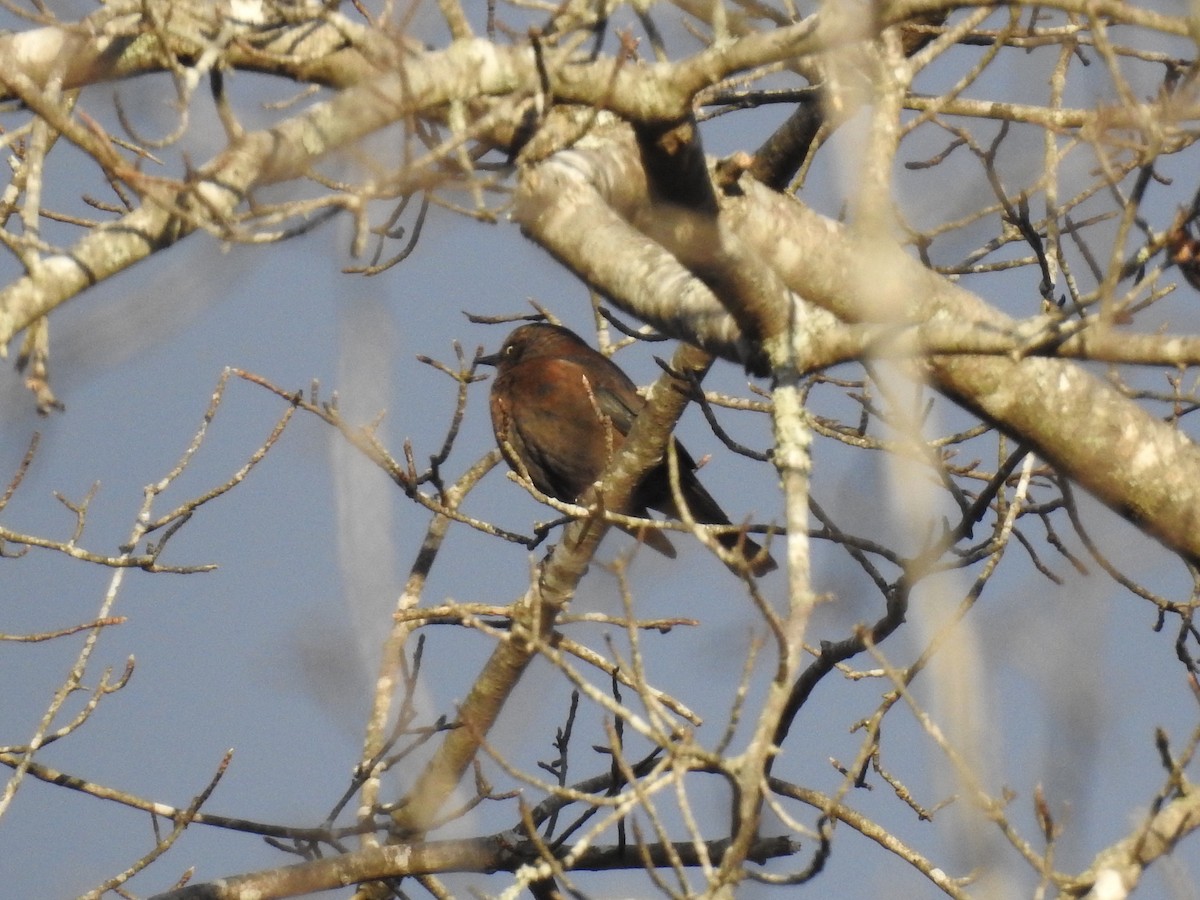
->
620;521;677;559
673;471;778;577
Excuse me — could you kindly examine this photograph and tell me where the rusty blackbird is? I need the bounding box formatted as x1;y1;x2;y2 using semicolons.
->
479;322;776;575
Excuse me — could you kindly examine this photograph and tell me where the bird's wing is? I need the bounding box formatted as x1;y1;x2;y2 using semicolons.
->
555;354;643;435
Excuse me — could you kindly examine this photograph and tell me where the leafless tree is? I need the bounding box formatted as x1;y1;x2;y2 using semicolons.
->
2;1;1200;898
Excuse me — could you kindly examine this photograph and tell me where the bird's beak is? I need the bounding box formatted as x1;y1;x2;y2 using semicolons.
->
477;351;502;368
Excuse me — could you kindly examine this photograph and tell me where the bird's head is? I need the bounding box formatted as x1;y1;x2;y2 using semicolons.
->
477;322;589;372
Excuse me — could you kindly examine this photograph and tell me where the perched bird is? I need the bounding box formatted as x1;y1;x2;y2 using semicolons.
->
479;322;776;575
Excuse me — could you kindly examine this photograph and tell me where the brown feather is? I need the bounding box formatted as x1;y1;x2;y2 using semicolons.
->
480;323;776;575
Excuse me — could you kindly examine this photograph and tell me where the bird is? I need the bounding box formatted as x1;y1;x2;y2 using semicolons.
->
478;322;777;576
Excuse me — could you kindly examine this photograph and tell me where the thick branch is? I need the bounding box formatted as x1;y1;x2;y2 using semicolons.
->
151;833;800;900
0;37;533;345
728;180;1200;563
514;124;844;373
1062;787;1200;897
518;126;1200;565
0;1;384;101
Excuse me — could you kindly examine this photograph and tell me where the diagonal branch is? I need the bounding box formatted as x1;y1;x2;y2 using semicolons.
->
389;343;714;838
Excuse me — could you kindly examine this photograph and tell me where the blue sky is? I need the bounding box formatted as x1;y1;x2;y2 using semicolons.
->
2;5;1199;899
